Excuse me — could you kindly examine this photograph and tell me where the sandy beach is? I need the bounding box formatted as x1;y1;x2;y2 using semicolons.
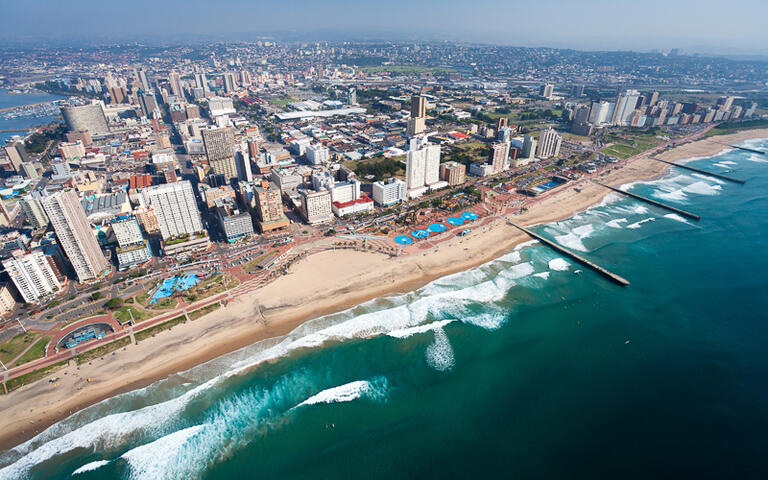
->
1;128;766;450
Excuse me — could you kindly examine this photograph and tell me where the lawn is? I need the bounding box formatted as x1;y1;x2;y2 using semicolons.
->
75;336;131;365
0;332;43;366
600;137;657;159
5;360;67;393
188;303;221;321
135;315;187;342
267;96;294;106
114;305;153;324
12;336;51;367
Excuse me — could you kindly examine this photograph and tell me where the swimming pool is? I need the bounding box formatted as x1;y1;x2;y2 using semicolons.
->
428;223;447;233
394;235;413;245
530;178;564;193
411;229;430;239
446;217;465;226
149;274;202;305
461;212;479;220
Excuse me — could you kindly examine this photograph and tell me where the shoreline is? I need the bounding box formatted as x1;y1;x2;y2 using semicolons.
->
1;128;766;452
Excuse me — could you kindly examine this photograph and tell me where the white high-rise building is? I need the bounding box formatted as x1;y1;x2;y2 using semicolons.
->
405;136;442;197
2;251;61;303
306;144;330;165
111;216;152;270
372;178;407;206
142;181;203;240
537;128;563;159
612;90;641;126
168;71;183;97
589;101;614;125
42;190;108;283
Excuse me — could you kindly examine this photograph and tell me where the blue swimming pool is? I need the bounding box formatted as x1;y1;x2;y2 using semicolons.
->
428;223;447;233
446;217;465;226
411;229;430;239
531;178;564;193
461;212;479;220
394;235;413;245
149;274;202;305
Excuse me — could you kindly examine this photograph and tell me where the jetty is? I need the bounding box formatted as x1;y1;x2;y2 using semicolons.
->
650;157;746;184
501;217;630;287
592;181;701;221
721;143;765;155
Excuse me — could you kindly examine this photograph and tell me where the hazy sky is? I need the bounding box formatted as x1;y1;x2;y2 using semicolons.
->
3;0;768;54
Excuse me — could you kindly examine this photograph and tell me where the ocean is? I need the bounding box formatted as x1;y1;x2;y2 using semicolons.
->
1;140;767;480
0;89;64;145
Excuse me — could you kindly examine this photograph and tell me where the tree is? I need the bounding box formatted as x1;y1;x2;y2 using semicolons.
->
91;292;104;301
105;298;123;309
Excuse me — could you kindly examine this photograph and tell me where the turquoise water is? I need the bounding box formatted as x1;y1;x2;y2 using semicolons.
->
2;141;768;479
0;89;64;144
148;275;202;305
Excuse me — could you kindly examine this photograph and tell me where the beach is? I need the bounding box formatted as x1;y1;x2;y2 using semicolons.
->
1;128;766;451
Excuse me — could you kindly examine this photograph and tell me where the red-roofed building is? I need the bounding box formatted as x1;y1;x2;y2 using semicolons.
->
331;195;374;217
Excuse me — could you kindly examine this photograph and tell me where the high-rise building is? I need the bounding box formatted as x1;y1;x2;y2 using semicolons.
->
439;161;466;186
60;104;110;135
42;190;109;283
405;136;441;197
0;284;16;316
410;95;426;118
522;135;538;160
223;73;237;93
253;182;289;233
539;84;555;99
4;140;28;171
497;117;508;131
142;181;203;240
489;142;510;174
137;69;151;91
2;251;61;303
372;178;406;206
571;85;585;97
235;151;253;183
202;127;237;180
139;92;158;118
168;71;183;97
589;101;614;125
300;189;334;224
19;195;48;230
194;73;208;91
612;90;641;126
306;144;329;165
648;91;659;106
111;215;152;270
537;128;563;159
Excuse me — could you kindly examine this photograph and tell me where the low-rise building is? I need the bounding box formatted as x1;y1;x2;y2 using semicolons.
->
215;197;254;242
439;161;466;186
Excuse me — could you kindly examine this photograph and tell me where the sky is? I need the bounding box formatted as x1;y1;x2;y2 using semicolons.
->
2;0;768;54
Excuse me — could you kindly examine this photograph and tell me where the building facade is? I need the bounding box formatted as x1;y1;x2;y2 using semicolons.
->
2;251;62;303
42;190;109;283
142;181;204;240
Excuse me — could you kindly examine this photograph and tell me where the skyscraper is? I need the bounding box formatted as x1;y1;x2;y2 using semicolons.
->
2;251;61;303
202;127;238;180
168;71;183;97
405;136;441;196
194;73;208;92
537;128;563;159
42;190;109;283
489;142;510;174
410;95;426;118
142;181;203;240
407;95;427;137
223;73;237;93
539;84;555;99
137;68;151;91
